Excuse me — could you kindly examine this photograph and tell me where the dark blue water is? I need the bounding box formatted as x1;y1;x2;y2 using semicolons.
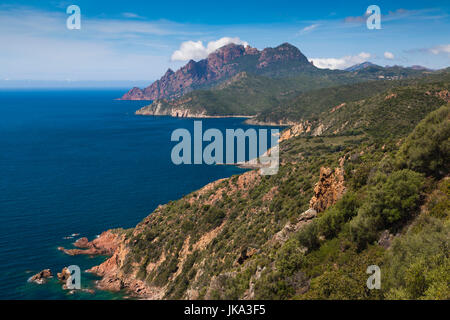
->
0;89;279;299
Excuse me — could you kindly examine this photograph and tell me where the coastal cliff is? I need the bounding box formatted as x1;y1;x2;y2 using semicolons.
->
61;75;450;300
135;100;208;118
135;100;255;119
86;166;338;299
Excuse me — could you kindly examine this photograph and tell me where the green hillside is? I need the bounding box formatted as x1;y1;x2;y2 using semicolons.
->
140;66;439;122
255;71;450;124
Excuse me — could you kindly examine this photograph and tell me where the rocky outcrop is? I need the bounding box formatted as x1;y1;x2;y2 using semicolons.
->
385;93;398;100
271;162;346;245
121;43;314;101
279;121;312;142
58;231;121;256
29;269;52;284
272;208;318;244
426;90;450;103
87;235;164;299
235;247;259;266
309;165;346;213
277;119;331;142
122;87;147;100
57;267;71;282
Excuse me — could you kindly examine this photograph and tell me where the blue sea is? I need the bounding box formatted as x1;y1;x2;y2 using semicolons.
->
0;89;280;300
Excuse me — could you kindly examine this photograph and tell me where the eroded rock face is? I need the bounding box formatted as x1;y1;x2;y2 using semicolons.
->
279;121;312;142
309;166;346;213
121;43;313;101
87;239;165;299
29;269;52;284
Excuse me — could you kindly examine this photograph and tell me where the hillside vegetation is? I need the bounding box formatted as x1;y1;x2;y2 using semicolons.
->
139;68;442;124
91;73;449;300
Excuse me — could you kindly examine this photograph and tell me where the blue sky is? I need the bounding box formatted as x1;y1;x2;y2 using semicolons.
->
1;0;449;81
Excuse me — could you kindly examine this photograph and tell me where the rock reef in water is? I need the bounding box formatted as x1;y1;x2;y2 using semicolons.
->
29;269;53;284
58;231;121;256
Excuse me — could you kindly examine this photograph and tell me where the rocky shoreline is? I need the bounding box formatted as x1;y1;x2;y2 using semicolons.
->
135;101;300;127
44;114;318;299
54;153;347;300
57;231;120;256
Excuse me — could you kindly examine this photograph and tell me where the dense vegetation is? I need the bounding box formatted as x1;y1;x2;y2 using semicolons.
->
114;71;449;300
253;103;449;300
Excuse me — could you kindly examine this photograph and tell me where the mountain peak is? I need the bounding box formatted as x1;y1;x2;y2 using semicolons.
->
121;42;315;101
164;68;174;76
258;42;311;68
409;65;431;71
277;42;298;50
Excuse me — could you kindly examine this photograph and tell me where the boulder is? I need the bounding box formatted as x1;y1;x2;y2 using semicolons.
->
57;267;71;282
29;269;52;284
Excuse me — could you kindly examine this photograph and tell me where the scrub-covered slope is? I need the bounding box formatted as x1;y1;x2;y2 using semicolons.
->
87;75;449;300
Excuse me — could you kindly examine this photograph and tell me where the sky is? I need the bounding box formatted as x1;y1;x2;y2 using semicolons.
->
0;0;449;82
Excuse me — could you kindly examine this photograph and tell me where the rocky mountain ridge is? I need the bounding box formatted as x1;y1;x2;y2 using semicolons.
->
120;43;315;101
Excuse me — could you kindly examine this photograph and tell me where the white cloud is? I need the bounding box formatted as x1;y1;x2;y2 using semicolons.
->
299;24;320;34
384;51;395;59
310;52;372;70
429;44;450;55
171;37;249;61
0;6;203;80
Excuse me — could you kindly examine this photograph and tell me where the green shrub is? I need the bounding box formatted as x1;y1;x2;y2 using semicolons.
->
317;192;360;239
376;170;425;225
427;179;450;219
276;238;306;276
361;170;425;226
349;169;425;249
297;221;320;252
348;213;381;251
383;215;450;300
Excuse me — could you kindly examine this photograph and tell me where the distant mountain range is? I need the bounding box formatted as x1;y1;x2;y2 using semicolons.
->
121;42;446;126
344;62;380;72
121;43;436;104
120;43;316;100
